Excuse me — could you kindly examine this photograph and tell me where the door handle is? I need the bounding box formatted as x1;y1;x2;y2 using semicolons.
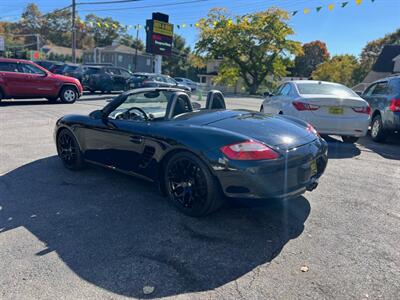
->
130;136;143;144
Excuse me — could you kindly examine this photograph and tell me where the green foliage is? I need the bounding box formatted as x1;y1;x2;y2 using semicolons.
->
131;38;144;51
195;8;302;94
294;41;330;77
311;55;360;87
162;34;191;77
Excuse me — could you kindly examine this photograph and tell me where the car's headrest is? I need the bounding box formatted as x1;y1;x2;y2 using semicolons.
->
166;92;193;120
206;90;226;110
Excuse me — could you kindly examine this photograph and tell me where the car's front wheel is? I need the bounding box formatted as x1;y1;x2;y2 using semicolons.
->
57;129;85;170
60;86;78;103
260;105;264;112
341;136;359;144
164;152;224;217
370;114;388;143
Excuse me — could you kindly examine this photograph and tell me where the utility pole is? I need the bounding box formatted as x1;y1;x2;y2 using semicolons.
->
134;27;139;71
36;34;40;51
72;0;76;63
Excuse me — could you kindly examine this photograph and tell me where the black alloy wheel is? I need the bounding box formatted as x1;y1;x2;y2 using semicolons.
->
57;129;84;170
370;114;388;143
165;152;223;217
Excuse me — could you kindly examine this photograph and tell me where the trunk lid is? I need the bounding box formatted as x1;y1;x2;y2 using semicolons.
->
204;111;316;150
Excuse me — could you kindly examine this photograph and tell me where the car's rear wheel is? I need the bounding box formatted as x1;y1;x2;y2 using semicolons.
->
341;136;359;144
164;152;224;217
57;129;85;170
371;114;388;143
260;105;263;112
60;86;78;103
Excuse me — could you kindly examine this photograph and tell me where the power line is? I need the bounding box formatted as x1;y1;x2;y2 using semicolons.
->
77;0;142;5
79;0;213;12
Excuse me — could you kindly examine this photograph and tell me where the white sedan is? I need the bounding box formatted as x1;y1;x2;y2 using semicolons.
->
260;80;371;143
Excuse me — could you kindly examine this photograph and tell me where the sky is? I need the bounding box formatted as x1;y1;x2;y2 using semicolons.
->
0;0;399;56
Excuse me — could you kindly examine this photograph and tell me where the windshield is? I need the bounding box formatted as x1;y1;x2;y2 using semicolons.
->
297;83;358;97
109;91;173;120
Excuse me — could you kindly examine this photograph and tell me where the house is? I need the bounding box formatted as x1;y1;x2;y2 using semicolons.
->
41;44;83;60
353;44;400;93
82;44;154;72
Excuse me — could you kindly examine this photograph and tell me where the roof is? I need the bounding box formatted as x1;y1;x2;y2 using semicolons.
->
41;45;83;58
372;44;400;73
0;58;33;63
290;80;343;86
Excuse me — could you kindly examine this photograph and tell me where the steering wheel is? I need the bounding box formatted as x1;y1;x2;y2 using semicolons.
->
120;107;149;121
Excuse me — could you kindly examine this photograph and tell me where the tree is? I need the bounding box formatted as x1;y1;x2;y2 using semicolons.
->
163;34;191;77
195;8;302;94
294;40;329;77
20;3;42;33
356;28;400;82
84;14;133;47
131;38;144;51
311;55;360;87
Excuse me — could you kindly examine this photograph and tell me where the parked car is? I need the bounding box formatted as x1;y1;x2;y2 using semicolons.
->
52;63;80;76
34;60;63;71
0;58;83;103
85;66;133;93
174;77;199;91
260;80;371;144
54;89;327;217
128;73;192;94
361;75;400;142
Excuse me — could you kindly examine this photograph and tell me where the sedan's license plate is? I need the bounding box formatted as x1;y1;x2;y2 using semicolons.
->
329;107;344;114
310;160;318;176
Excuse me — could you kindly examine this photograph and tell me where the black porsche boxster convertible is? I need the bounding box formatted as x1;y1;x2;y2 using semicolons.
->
55;88;328;216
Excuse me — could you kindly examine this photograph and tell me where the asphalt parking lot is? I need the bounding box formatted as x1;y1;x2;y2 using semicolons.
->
1;94;399;299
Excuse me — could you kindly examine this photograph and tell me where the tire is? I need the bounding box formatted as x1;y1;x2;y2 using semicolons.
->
0;89;3;102
341;136;359;144
370;114;388;143
164;151;224;217
260;105;263;112
56;129;85;170
60;86;78;103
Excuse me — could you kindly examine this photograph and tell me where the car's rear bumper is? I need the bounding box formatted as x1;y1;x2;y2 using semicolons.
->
383;111;400;131
311;116;369;137
207;138;328;199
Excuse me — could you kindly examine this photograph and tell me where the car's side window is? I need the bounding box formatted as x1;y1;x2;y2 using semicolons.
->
371;82;388;95
120;69;131;77
0;62;19;72
275;84;284;95
363;84;376;97
281;84;291;96
18;63;46;75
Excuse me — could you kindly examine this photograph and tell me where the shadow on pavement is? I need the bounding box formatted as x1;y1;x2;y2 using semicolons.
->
0;156;310;298
358;133;400;160
0;99;53;106
322;136;361;159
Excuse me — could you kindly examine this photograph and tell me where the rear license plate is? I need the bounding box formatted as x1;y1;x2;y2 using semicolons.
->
310;160;318;176
329;107;344;114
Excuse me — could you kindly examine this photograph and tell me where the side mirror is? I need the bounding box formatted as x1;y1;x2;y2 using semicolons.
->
263;91;273;97
192;102;201;110
89;109;105;119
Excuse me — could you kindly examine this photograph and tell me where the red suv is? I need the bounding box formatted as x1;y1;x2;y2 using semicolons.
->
0;58;83;103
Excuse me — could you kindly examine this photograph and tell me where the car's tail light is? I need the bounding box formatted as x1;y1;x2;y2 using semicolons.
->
352;105;371;115
220;140;279;160
306;123;320;137
389;98;400;112
292;101;320;111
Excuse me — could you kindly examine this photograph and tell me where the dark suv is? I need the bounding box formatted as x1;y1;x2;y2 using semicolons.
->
85;66;132;93
362;75;400;142
128;73;192;94
0;58;83;103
